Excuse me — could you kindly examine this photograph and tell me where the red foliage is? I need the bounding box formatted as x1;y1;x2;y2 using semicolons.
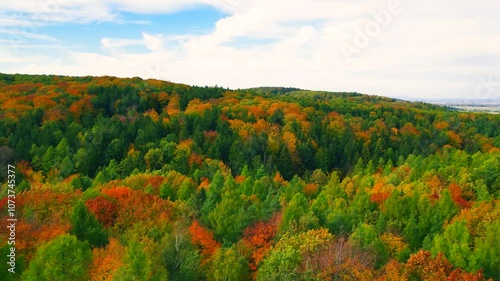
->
242;214;281;271
370;179;391;204
145;175;166;189
189;220;221;263
86;196;118;227
370;192;391;204
448;183;471;209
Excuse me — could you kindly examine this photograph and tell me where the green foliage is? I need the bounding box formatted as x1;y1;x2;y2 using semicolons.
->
22;235;91;281
209;247;249;281
162;228;203;281
114;241;150;281
281;193;308;233
257;229;333;281
350;223;389;269
70;201;109;248
431;220;473;270
0;74;499;280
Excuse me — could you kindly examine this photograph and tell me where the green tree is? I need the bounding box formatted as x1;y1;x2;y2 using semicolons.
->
144;148;164;171
22;235;92;281
350;223;388;269
114;241;150;281
281;192;308;233
70;201;108;248
209;247;249;281
431;220;473;270
162;227;203;281
473;220;500;280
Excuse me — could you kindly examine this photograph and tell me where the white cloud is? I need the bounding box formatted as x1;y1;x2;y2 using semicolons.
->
1;0;500;99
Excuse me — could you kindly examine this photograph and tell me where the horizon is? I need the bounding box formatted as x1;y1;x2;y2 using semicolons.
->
3;71;500;103
1;1;499;100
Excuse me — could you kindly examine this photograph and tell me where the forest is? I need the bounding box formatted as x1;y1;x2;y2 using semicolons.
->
0;73;499;280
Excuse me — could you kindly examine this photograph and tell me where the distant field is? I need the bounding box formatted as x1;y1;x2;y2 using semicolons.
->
454;106;500;114
420;99;500;114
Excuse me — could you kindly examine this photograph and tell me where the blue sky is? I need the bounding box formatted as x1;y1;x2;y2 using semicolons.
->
1;0;499;100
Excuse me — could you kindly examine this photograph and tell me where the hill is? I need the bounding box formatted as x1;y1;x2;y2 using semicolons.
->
0;73;499;280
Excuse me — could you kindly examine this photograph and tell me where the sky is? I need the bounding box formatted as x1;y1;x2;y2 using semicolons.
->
0;0;499;100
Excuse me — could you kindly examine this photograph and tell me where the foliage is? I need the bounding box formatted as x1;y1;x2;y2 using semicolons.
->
0;73;498;280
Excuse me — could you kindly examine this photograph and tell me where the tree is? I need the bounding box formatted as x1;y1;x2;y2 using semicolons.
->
350;223;389;269
144;148;164;170
162;226;203;281
113;241;150;281
431;220;473;270
257;229;333;281
208;176;252;243
189;220;221;263
242;214;281;271
209;247;249;281
281;192;309;233
89;238;126;281
85;196;118;227
70;201;109;248
22;235;92;281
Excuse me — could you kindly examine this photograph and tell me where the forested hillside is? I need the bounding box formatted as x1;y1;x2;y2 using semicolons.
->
1;73;499;280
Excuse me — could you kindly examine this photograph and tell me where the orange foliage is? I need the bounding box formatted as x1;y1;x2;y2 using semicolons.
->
274;172;287;185
185;98;212;115
435;121;450;130
13;188;78;254
446;130;463;147
89;238;126;281
189;153;204;168
243;214;281;271
426;175;443;200
33;95;57;108
253;119;269;135
198;177;210;190
282;131;297;154
370;179;392;204
145;175;167;190
144;109;159;122
17;160;44;184
165;94;180;116
177;139;194;151
377;250;489;281
247;105;266;119
189;220;221;263
304;183;319;197
448;183;471;209
400;123;420;136
235;175;246;184
450;202;499;237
